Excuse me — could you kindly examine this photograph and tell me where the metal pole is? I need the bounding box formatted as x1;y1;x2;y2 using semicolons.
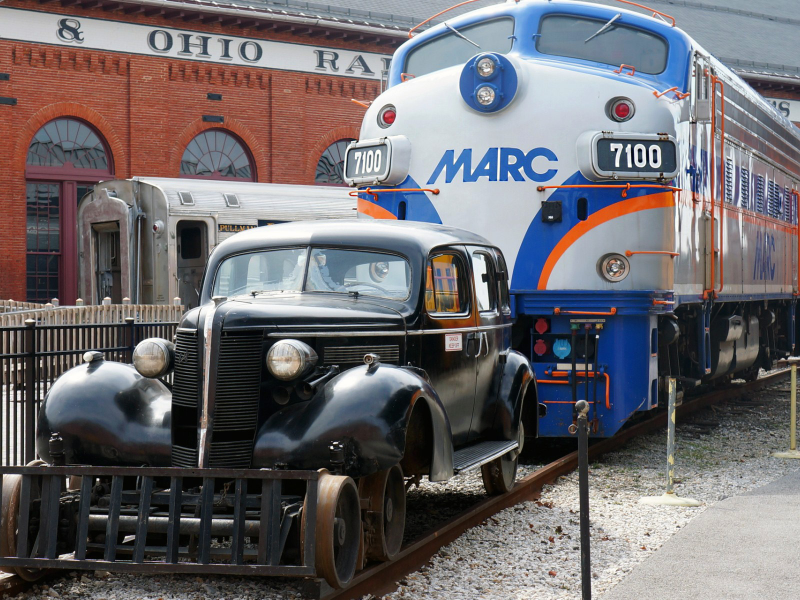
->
791;364;796;452
24;318;37;464
576;399;591;600
666;377;676;494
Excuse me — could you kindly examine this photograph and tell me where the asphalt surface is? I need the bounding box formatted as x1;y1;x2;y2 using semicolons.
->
602;468;800;600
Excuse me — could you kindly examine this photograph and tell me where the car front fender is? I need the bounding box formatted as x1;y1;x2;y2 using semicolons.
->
35;360;172;467
252;364;454;480
490;350;535;441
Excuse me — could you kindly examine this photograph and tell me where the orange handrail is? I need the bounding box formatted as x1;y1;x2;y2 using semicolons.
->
652;299;675;305
554;307;617;316
545;370;611;409
613;64;636;76
609;0;676;26
408;0;485;37
350;99;372;108
351;187;440;201
625;250;679;257
536;183;681;199
653;87;691;100
715;76;726;296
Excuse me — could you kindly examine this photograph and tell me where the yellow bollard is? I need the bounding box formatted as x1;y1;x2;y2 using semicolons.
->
773;357;800;459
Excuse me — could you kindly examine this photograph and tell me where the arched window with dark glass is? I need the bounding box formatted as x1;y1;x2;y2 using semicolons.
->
180;129;255;181
25;118;114;303
315;139;355;186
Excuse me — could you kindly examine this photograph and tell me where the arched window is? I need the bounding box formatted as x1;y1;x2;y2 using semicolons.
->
180;129;255;181
26;118;114;303
315;139;355;186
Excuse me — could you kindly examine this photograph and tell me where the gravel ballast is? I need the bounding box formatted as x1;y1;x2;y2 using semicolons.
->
13;377;800;600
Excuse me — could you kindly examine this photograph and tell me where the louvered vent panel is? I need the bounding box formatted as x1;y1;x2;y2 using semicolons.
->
724;158;734;203
172;445;197;468
740;169;750;209
755;175;765;213
324;344;400;365
172;331;200;408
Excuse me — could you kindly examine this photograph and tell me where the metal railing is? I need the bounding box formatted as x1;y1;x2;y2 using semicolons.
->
1;318;179;467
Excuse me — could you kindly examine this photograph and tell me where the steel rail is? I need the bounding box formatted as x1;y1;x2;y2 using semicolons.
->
0;370;790;599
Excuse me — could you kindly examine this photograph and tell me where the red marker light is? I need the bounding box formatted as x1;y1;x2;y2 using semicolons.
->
378;105;397;128
609;98;634;122
533;339;548;356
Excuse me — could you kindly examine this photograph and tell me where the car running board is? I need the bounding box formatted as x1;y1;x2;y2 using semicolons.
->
452;440;519;474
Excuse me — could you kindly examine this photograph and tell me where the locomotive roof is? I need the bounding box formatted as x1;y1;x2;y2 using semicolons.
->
211;218;496;258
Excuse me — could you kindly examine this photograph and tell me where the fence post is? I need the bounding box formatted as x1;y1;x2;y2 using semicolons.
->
126;316;136;363
24;318;37;464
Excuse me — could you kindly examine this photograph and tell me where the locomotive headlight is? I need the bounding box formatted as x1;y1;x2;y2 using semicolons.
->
267;339;318;381
476;57;496;78
476;85;496;106
599;254;631;282
133;338;175;378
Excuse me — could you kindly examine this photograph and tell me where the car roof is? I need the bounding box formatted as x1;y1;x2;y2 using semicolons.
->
212;219;497;258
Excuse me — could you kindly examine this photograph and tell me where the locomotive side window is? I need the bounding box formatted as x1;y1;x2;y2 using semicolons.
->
536;15;668;75
426;253;469;314
404;18;514;79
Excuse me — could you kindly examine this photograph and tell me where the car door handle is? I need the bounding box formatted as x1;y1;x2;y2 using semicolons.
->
481;331;489;356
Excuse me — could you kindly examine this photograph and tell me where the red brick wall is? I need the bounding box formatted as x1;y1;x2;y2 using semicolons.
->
0;0;384;300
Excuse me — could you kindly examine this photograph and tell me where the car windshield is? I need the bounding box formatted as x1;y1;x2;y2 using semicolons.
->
213;247;412;300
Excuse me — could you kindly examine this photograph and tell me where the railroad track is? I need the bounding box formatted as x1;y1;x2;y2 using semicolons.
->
0;370;790;600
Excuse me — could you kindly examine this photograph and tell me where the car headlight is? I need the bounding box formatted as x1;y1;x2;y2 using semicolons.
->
132;338;175;378
267;340;318;381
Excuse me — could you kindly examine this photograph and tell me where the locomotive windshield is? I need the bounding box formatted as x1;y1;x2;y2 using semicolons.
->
213;247;412;300
404;17;514;78
536;15;668;75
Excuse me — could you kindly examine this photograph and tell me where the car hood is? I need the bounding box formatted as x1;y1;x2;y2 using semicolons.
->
180;293;409;333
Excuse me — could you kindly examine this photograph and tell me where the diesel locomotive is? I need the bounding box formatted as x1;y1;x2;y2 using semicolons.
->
346;0;800;438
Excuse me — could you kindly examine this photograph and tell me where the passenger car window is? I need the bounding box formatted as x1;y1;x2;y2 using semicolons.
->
213;248;306;296
536;15;668;75
471;251;496;312
404;18;515;79
426;254;468;314
307;248;411;300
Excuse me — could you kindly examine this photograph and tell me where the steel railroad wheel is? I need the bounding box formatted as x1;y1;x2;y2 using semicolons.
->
359;464;406;562
0;460;51;581
481;424;523;495
314;471;361;589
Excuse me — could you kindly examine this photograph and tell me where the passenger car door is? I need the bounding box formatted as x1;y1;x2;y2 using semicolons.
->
420;249;477;447
467;247;504;441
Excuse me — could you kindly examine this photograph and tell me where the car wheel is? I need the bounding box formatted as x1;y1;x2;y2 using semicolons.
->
359;464;406;561
481;424;523;495
0;460;52;581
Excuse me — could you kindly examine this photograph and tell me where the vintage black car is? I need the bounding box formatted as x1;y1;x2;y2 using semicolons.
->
0;220;534;589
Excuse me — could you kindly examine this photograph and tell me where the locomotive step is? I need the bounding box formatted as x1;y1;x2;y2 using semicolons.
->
452;440;519;474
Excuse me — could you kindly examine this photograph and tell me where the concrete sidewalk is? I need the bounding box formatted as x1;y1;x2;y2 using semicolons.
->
601;469;800;600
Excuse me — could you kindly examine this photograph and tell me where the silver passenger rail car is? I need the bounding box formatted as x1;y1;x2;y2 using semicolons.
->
77;177;356;309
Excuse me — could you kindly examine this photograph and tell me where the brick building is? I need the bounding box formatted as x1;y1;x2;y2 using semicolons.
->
1;0;798;303
0;0;415;302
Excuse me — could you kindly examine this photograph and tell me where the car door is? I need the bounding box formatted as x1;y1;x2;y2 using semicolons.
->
467;247;504;441
420;248;477;447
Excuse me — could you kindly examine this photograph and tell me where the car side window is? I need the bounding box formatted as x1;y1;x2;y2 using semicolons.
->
471;251;496;312
496;252;510;311
425;253;469;315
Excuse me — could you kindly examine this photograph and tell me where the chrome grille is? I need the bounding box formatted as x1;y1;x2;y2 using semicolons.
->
323;344;400;365
172;331;200;408
208;332;264;468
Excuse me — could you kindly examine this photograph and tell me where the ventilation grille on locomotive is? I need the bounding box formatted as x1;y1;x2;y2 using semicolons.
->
323;345;400;365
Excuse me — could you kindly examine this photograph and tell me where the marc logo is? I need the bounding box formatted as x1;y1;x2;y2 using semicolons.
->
57;18;85;44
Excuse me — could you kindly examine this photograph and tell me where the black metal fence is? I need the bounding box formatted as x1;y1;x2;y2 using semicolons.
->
1;318;179;467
